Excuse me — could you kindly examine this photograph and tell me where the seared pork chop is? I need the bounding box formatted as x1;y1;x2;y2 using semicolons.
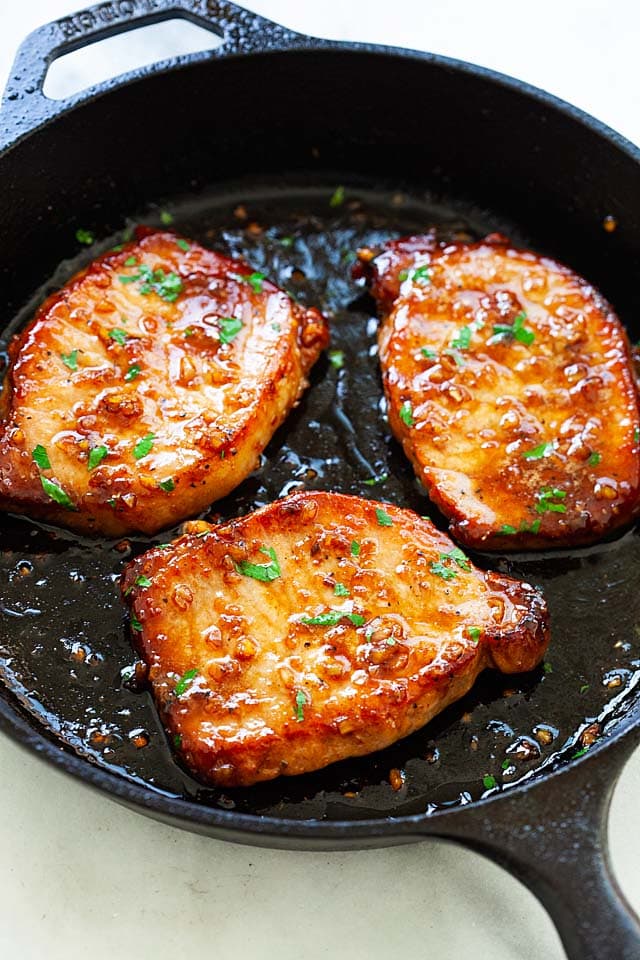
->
357;234;640;549
0;229;328;535
122;491;549;787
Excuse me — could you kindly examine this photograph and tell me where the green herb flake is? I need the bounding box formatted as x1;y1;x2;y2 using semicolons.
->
160;210;174;225
88;445;108;471
364;472;388;486
300;610;364;628
635;427;640;444
399;401;415;427
329;185;345;208
334;582;350;598
398;270;409;282
159;477;175;492
441;547;471;571
544;662;553;675
499;524;518;535
119;263;183;302
421;347;437;359
588;451;602;467
174;668;198;697
124;364;141;382
173;734;182;749
467;626;481;644
124;255;138;267
328;349;345;369
500;519;542;535
442;348;466;367
522;441;554;461
75;228;94;245
572;747;588;759
430;561;457;581
482;774;497;790
218;316;243;344
40;476;74;509
295;689;308;722
580;683;590;694
375;508;393;527
412;265;431;285
232;271;267;294
535;487;567;514
492;311;535;346
130;615;143;632
61;349;79;371
136;575;152;589
280;236;294;248
133;433;155;460
108;327;128;346
235;545;281;582
176;238;190;252
32;445;51;470
450;326;472;351
350;540;361;557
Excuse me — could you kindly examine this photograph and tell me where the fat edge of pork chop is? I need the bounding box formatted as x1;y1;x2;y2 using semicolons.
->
122;491;550;787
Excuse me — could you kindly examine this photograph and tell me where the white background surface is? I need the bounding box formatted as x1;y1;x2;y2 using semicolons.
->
1;3;639;958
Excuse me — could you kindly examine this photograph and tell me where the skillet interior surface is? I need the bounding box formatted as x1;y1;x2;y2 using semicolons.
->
1;177;640;822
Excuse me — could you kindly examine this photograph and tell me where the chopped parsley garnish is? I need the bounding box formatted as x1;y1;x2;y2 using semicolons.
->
431;547;471;580
580;683;590;694
61;349;78;371
32;445;51;470
482;774;497;790
173;734;182;749
328;349;344;369
130;615;143;632
295;689;308;722
522;441;554;460
124;364;141;382
329;185;345;208
351;540;360;557
334;582;350;598
492;311;535;346
235;545;281;582
280;236;294;248
442;348;466;367
232;271;267;294
124;255;138;267
88;445;108;471
535;487;567;514
300;610;365;627
572;747;588;759
399;401;414;427
75;228;94;245
364;472;388;486
375;508;393;527
119;263;183;302
133;433;155;460
160;210;174;225
544;662;553;675
174;668;198;697
40;476;74;509
176;238;190;252
108;327;128;346
499;519;542;535
400;265;431;285
218;316;243;344
421;347;436;359
588;451;602;466
136;575;152;588
159;478;175;492
467;626;481;644
635;427;640;444
450;326;472;351
183;327;194;338
501;759;511;771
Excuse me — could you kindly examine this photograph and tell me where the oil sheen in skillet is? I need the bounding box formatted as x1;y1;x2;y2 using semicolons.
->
0;182;639;820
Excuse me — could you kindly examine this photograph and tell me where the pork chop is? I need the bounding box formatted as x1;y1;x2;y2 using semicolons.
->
356;234;640;549
122;491;550;787
0;228;328;535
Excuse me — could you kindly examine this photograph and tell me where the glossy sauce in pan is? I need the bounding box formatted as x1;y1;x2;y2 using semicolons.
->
1;182;639;821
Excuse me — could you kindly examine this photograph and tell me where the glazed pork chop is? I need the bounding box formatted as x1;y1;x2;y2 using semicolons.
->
357;234;640;550
122;491;549;787
0;229;328;536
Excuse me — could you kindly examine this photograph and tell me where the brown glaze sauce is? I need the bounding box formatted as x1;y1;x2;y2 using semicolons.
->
1;180;639;820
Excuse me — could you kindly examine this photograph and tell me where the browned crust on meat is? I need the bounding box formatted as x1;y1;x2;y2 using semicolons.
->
0;229;329;535
123;491;550;787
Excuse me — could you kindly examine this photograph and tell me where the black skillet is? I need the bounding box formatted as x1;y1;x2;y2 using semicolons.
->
1;3;639;957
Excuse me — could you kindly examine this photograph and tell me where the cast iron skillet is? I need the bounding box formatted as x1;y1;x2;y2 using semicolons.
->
1;2;639;957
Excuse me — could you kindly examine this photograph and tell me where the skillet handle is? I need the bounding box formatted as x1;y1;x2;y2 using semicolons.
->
425;734;640;960
1;0;302;141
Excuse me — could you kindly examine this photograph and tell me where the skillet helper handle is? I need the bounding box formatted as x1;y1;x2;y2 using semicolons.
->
1;0;300;133
431;734;640;960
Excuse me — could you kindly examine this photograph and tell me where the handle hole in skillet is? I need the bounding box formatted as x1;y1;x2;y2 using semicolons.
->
42;19;223;101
